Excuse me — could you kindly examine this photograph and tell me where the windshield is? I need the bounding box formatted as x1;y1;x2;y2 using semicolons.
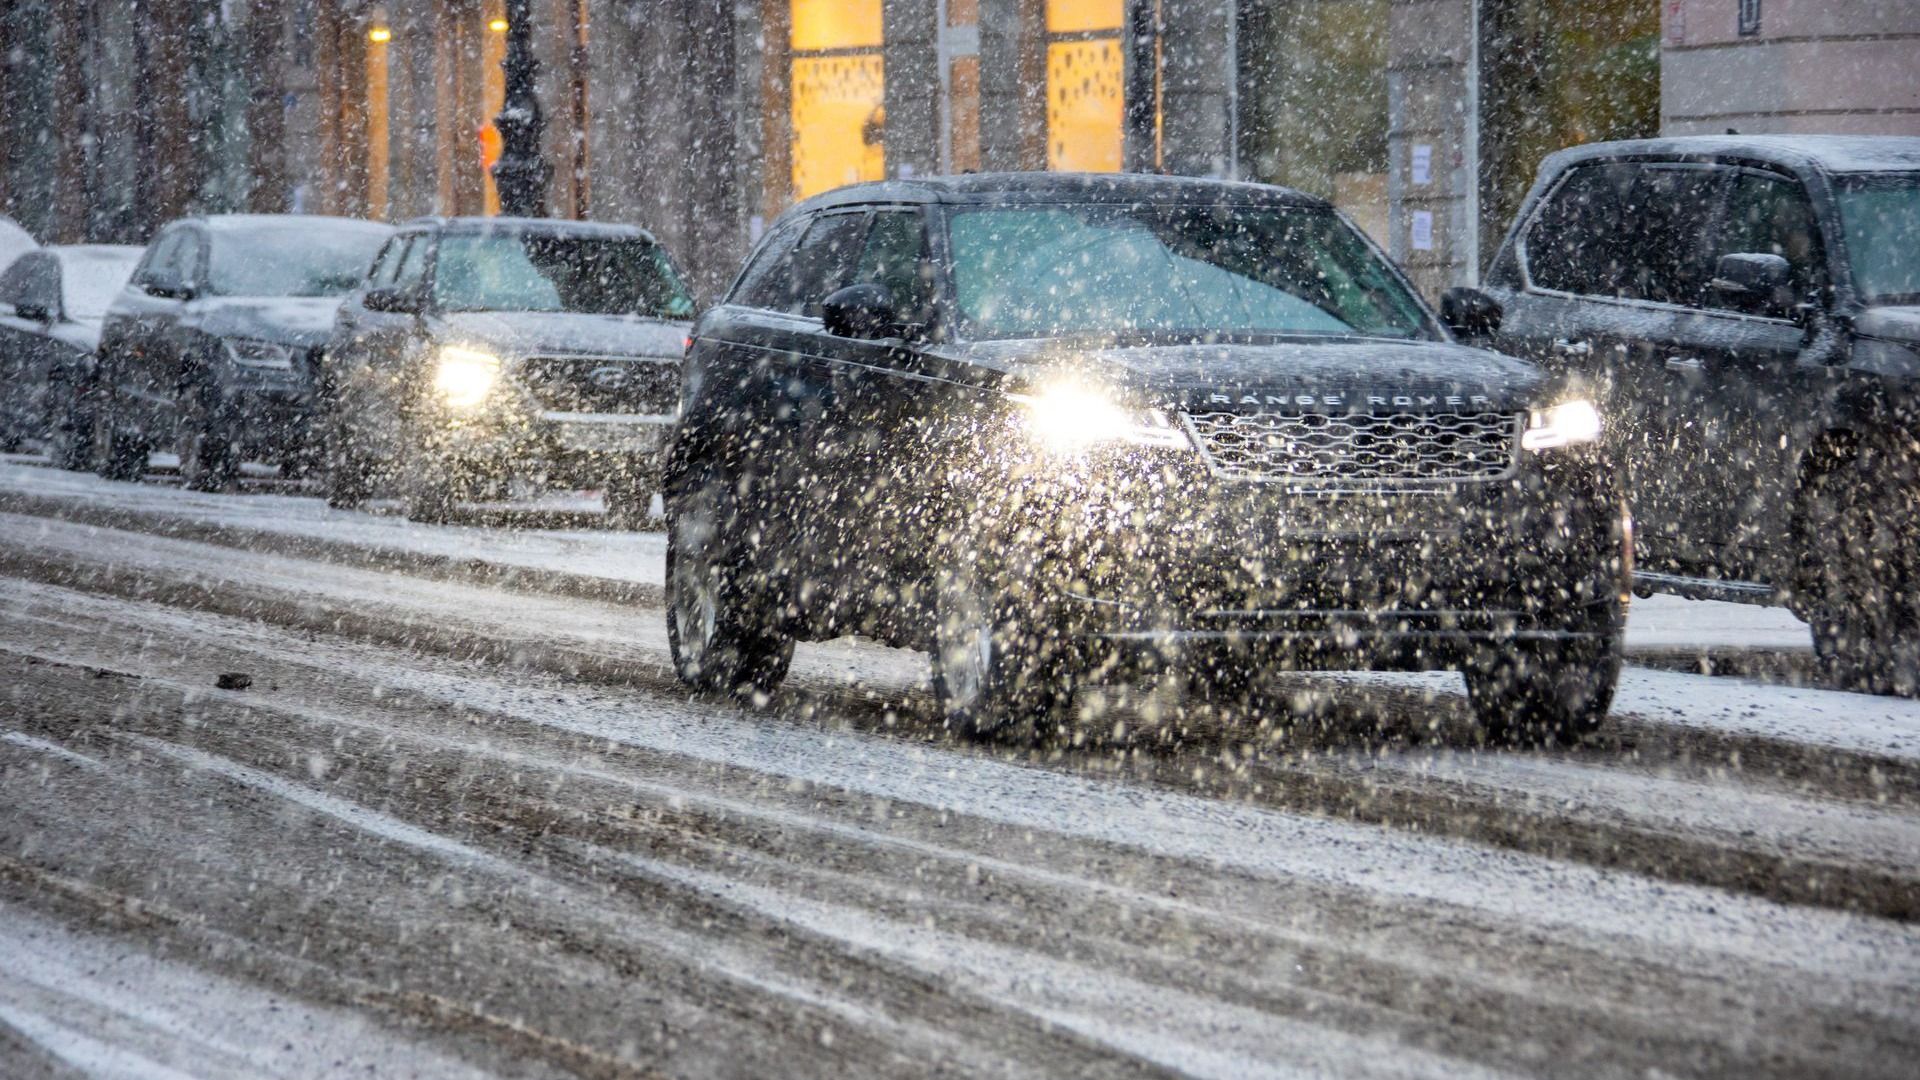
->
945;204;1433;341
432;232;696;318
59;248;142;318
205;222;392;298
1836;173;1920;304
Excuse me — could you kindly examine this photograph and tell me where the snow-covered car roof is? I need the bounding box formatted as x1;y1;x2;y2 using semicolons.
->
0;214;37;273
49;244;145;319
1541;135;1920;176
791;172;1337;215
401;215;662;247
194;213;395;237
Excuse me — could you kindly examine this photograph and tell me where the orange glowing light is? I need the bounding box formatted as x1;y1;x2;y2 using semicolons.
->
368;26;392;43
488;17;509;31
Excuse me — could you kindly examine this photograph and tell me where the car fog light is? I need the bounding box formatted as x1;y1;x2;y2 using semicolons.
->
1522;398;1602;451
434;346;502;409
1011;381;1188;453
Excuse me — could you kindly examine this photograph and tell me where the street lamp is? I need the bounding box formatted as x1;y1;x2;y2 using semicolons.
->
491;0;549;216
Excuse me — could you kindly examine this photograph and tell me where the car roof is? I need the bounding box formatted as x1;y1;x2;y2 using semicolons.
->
793;172;1335;213
189;213;395;235
400;215;660;244
48;244;146;262
1541;135;1920;176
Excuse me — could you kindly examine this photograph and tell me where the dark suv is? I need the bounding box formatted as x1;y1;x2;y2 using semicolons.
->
1447;136;1920;692
93;215;394;488
321;217;695;521
665;174;1630;742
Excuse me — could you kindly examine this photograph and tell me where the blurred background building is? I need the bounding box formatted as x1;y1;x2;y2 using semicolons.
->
1;0;1914;299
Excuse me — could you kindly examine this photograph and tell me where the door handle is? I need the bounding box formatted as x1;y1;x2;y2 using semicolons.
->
1551;338;1592;357
1664;356;1704;372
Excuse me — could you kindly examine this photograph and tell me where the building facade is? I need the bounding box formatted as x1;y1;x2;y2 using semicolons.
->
2;0;1913;300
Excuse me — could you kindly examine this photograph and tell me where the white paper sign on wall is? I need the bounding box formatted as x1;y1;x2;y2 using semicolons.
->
1411;210;1434;251
1411;144;1432;186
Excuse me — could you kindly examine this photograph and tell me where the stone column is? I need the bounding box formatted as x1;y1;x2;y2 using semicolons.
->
1386;0;1476;299
883;0;941;178
978;0;1045;171
1158;0;1235;177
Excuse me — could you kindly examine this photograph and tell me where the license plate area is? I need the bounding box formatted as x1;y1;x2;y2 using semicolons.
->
1262;492;1461;543
549;418;669;454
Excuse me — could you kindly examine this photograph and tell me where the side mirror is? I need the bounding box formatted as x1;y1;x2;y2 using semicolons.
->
821;282;901;339
1709;253;1792;314
13;301;54;323
362;286;424;315
1439;286;1502;338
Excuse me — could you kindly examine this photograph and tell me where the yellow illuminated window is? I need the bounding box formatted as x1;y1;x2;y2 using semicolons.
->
1046;1;1123;172
790;0;885;200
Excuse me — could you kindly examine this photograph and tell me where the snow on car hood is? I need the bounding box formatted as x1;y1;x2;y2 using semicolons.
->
193;296;347;348
927;334;1553;411
1855;306;1920;345
433;311;688;360
50;316;105;355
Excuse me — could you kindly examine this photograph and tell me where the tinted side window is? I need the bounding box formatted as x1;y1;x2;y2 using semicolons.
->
391;235;430;291
740;211;869;317
1713;171;1822;308
0;253;35;306
368;237;409;287
136;230;190;288
1525;163;1722;307
730;215;812;310
854;210;935;325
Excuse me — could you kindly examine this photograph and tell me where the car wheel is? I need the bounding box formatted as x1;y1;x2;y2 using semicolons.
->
403;467;463;523
177;381;240;492
604;467;656;529
929;551;1075;742
93;391;147;482
664;479;794;698
43;380;93;472
1801;447;1920;696
1463;603;1622;746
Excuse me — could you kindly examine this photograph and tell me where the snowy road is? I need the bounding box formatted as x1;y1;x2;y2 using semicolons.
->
2;457;1917;1078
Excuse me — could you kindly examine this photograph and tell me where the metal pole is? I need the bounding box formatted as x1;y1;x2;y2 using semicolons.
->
493;0;549;216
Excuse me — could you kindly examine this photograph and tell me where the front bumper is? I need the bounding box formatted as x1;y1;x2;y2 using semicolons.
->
982;445;1628;670
431;406;673;485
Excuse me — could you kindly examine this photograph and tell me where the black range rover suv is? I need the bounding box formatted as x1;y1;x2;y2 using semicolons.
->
665;174;1629;742
1447;136;1920;693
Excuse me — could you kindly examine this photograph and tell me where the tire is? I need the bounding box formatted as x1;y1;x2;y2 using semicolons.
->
1463;603;1622;746
177;381;240;492
43;381;94;472
664;479;794;699
403;469;462;523
929;550;1076;742
604;467;656;529
93;391;147;482
1800;446;1920;696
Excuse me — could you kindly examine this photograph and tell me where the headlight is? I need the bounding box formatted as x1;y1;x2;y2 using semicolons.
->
433;346;502;409
224;338;294;370
1521;398;1602;451
1011;380;1188;453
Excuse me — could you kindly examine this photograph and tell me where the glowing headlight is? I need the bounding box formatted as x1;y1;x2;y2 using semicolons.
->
433;346;502;409
1011;381;1188;453
1521;398;1602;451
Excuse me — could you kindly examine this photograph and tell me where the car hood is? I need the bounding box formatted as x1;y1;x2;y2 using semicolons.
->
195;296;346;349
1856;305;1920;345
432;311;688;359
50;316;105;354
925;334;1554;412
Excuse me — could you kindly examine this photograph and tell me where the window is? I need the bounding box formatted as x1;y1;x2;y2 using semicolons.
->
137;230;193;289
853;210;935;325
1524;162;1722;307
430;231;694;317
736;211;868;317
392;236;431;291
730;214;813;310
205;223;391;297
946;204;1432;340
790;0;885;200
1835;172;1920;304
368;237;410;287
1046;0;1125;172
0;252;38;307
1712;171;1821;313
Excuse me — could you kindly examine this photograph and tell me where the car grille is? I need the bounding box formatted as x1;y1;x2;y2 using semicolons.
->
1180;410;1519;484
516;356;680;415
